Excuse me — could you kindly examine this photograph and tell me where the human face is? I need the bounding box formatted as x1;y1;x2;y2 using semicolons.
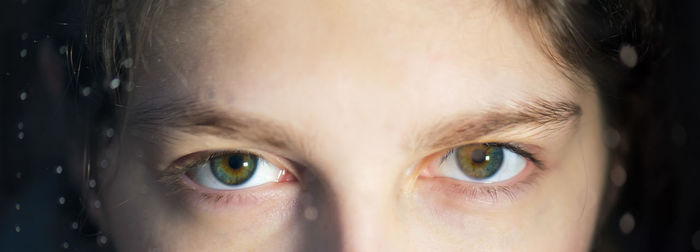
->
96;0;607;251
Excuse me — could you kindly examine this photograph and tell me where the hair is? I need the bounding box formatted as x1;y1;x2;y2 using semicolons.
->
73;0;663;250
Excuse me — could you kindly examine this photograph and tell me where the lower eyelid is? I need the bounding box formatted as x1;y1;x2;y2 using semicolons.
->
176;173;299;210
430;178;529;203
417;160;544;205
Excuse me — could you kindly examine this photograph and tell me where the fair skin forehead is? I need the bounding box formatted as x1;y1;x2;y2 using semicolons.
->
99;0;606;251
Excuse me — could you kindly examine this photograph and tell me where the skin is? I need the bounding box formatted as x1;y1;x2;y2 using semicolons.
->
92;0;607;251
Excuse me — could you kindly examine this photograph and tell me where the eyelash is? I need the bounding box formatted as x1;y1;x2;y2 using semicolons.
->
159;151;293;207
163;142;546;207
430;142;546;203
432;175;544;203
439;142;543;169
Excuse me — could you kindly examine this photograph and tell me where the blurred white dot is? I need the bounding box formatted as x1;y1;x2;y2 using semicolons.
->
89;179;97;188
692;230;700;251
619;212;635;234
17;132;24;140
59;46;67;55
98;235;108;245
20;0;28;5
94;200;101;209
303;206;318;221
21;33;28;40
610;165;627;187
120;58;134;68
109;78;120;89
105;128;114;138
19;91;27;101
81;86;91;96
56;165;63;174
17;121;23;130
19;49;27;58
15;172;21;179
62;241;69;249
619;44;638;68
58;196;66;205
15;203;20;210
71;222;79;230
15;225;21;233
100;159;109;168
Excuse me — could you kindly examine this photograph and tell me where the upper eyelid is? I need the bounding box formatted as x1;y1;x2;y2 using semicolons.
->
167;149;300;178
437;142;544;170
485;143;542;167
166;150;257;174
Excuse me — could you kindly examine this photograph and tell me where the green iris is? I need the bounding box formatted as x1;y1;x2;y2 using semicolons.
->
455;144;504;179
210;153;258;186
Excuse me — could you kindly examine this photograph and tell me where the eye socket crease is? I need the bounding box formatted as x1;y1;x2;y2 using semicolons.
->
127;97;581;165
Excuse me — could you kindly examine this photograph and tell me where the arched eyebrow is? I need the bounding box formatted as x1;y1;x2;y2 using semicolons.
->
128;98;580;157
411;99;581;153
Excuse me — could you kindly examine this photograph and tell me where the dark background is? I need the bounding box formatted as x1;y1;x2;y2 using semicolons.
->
1;0;699;251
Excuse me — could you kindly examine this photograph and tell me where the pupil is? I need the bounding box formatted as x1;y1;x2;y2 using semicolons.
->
471;149;487;163
228;155;245;169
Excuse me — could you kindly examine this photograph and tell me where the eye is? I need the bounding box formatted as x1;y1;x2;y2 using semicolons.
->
433;143;527;183
185;152;291;190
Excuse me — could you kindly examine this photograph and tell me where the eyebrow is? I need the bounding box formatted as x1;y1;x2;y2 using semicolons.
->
411;99;581;152
128;98;303;152
128;98;581;156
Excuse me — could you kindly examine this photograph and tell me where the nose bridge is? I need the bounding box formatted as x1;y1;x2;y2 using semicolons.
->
336;181;394;251
294;90;409;250
303;157;403;251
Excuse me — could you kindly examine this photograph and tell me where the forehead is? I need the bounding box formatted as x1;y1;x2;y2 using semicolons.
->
139;0;574;94
132;0;582;138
